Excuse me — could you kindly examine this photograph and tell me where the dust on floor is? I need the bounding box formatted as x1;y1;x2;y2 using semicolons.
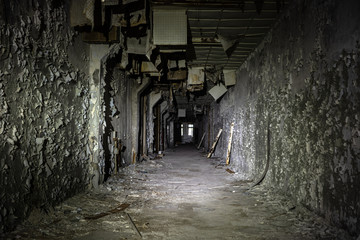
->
3;145;352;240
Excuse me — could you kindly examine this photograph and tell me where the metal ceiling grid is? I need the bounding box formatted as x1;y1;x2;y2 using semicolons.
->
187;7;281;70
151;1;287;70
150;0;288;110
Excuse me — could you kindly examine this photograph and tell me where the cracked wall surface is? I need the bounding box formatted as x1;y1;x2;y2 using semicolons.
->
0;0;91;233
98;50;151;177
209;0;360;236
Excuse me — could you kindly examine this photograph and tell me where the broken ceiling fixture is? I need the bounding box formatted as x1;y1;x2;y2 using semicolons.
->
112;8;147;27
167;69;187;81
152;9;187;46
217;34;239;58
101;0;119;6
208;83;227;101
178;109;186;118
187;67;204;92
141;61;158;74
223;70;236;86
167;60;177;70
204;68;221;84
178;60;186;69
83;0;95;28
126;36;147;54
194;105;202;113
119;51;128;69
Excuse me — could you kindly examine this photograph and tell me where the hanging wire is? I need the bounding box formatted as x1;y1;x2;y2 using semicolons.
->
205;8;224;69
223;6;256;70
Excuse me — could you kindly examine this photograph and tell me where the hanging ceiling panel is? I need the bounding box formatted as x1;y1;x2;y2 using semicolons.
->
152;0;288;70
153;9;187;45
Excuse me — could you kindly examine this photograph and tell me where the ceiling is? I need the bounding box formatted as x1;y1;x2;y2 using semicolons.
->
150;0;288;115
152;0;288;70
74;0;288;118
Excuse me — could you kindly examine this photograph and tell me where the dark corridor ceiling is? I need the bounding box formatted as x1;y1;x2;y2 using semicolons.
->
75;0;288;116
152;0;288;70
149;0;288;114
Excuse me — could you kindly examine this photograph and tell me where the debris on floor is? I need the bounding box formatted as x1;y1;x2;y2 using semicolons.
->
226;168;235;174
84;203;130;220
4;145;352;240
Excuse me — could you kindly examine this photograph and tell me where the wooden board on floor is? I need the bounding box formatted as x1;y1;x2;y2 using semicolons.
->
207;129;222;158
197;132;206;150
226;122;234;165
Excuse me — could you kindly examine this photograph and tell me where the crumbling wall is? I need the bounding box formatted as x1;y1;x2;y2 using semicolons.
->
99;57;151;173
147;91;162;153
211;0;360;236
108;67;132;166
0;0;90;233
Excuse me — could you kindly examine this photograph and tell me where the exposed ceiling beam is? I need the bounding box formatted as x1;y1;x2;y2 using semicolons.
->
195;54;248;57
194;49;252;53
191;37;261;44
192;42;257;47
190;30;266;35
152;0;285;6
194;45;254;50
190;26;271;30
151;0;245;8
188;18;276;21
186;9;279;13
191;33;266;38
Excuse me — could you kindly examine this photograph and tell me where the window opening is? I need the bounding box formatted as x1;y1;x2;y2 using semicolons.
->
188;124;193;137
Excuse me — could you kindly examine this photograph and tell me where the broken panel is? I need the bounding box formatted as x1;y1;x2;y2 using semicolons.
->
223;70;236;86
187;67;204;92
141;61;158;73
112;8;147;27
208;83;227;101
127;36;147;54
153;9;187;45
178;109;186;118
167;69;187;81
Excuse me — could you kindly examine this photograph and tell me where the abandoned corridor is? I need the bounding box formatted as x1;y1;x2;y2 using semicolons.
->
1;0;360;238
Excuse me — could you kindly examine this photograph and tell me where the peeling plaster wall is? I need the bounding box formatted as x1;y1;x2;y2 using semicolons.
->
209;0;360;235
88;44;109;187
131;77;151;159
0;0;90;233
100;63;151;171
106;68;132;165
147;91;162;153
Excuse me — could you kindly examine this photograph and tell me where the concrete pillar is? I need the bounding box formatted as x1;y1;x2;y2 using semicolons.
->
88;44;109;188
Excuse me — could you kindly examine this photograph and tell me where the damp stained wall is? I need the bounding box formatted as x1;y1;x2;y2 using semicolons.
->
207;0;360;236
99;59;151;175
0;0;91;233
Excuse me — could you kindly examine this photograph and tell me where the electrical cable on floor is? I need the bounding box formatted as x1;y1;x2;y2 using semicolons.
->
248;116;271;190
127;212;142;238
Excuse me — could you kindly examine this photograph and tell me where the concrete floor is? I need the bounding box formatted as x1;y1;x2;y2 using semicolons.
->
5;145;350;239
